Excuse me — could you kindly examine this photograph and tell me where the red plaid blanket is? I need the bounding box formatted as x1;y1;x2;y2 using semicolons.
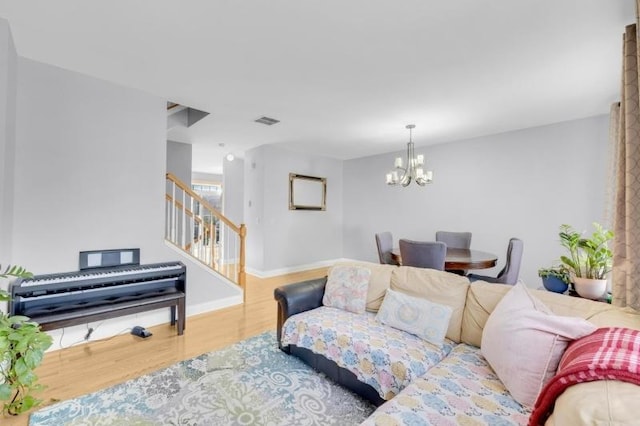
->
529;327;640;426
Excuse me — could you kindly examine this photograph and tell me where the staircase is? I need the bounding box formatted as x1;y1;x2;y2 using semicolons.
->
165;173;246;295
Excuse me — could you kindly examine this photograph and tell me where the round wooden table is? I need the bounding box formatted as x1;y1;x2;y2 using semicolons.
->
390;247;497;271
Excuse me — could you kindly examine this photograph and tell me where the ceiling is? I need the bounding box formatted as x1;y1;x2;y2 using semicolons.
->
0;1;634;174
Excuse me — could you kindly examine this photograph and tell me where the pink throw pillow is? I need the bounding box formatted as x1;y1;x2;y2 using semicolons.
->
480;283;596;408
322;265;371;314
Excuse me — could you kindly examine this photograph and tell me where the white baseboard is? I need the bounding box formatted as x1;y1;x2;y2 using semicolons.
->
246;258;353;278
186;294;243;316
46;294;243;352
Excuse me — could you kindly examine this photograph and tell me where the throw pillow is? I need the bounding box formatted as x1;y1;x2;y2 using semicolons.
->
322;265;371;314
391;266;469;342
375;288;453;348
327;261;395;313
481;282;597;408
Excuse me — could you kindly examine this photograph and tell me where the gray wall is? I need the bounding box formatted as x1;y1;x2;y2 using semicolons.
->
223;157;244;225
167;140;192;187
11;56;240;348
14;58;169;271
0;18;16;269
166;140;193;248
343;115;609;286
245;144;343;275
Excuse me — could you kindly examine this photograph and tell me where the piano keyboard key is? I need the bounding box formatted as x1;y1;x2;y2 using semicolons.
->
20;263;184;287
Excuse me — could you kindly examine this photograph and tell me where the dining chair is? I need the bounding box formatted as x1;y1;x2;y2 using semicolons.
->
468;238;523;285
398;239;447;270
436;231;472;274
375;232;400;266
435;231;472;249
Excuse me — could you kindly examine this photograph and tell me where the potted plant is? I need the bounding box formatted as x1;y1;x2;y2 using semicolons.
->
558;223;613;300
0;264;52;416
538;266;570;293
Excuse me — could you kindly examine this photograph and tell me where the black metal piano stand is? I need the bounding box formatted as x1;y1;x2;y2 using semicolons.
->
9;261;187;336
37;291;186;335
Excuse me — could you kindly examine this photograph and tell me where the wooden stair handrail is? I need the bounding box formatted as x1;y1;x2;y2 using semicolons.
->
165;194;205;224
165;172;246;299
166;172;241;233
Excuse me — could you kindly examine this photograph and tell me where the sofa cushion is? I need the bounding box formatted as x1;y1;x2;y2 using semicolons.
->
329;261;395;312
587;306;640;329
376;288;452;348
390;266;469;343
545;380;640;426
460;281;634;348
322;265;370;314
281;306;454;400
361;344;531;426
481;283;596;408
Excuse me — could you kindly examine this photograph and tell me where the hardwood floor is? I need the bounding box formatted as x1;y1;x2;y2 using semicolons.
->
3;268;328;426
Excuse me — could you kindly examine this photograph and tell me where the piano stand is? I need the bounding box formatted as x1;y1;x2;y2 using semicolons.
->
36;292;186;335
10;261;187;337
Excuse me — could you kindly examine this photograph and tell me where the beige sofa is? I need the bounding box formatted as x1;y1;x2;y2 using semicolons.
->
274;261;640;425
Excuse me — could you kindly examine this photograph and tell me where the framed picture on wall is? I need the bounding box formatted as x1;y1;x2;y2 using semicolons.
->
289;173;327;211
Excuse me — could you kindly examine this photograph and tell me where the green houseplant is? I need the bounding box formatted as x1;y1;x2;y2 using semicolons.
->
0;264;52;416
558;223;613;299
537;266;570;293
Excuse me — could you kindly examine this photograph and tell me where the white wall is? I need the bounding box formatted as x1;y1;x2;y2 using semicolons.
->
245;144;344;275
223;157;244;225
343;115;609;287
12;57;240;349
192;171;222;183
245;146;266;271
0;18;16;267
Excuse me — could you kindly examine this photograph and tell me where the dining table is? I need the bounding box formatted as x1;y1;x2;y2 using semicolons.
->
390;247;498;271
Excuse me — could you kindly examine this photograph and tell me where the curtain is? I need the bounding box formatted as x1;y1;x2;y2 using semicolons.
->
611;19;640;310
605;103;620;230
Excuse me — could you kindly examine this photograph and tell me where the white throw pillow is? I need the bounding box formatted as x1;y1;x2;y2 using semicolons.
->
376;288;453;348
322;265;371;314
481;282;597;407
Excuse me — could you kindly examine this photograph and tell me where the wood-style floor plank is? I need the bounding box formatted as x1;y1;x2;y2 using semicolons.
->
2;268;327;426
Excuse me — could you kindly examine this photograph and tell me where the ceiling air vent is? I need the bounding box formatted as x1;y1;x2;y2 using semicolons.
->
255;116;280;126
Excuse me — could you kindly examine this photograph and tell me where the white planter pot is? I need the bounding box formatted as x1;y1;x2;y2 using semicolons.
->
572;277;608;300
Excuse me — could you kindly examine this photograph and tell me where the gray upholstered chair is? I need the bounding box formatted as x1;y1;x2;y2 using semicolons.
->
468;238;524;285
375;232;400;266
398;239;447;270
436;231;472;274
435;231;472;249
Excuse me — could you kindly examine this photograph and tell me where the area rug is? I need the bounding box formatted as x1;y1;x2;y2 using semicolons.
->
29;331;375;425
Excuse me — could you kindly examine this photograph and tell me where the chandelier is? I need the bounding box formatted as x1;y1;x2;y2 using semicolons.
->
385;124;433;186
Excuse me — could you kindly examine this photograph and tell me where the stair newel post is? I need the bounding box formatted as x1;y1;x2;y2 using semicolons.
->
239;223;247;302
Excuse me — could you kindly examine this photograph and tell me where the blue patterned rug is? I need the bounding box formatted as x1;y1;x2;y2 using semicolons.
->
29;331;375;425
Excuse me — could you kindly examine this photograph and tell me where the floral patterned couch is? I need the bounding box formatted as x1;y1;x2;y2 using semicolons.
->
274;261;640;425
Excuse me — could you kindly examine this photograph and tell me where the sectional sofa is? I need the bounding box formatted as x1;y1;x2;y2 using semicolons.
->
274;261;640;425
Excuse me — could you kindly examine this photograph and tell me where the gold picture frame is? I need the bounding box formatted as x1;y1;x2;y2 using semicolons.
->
289;173;327;211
